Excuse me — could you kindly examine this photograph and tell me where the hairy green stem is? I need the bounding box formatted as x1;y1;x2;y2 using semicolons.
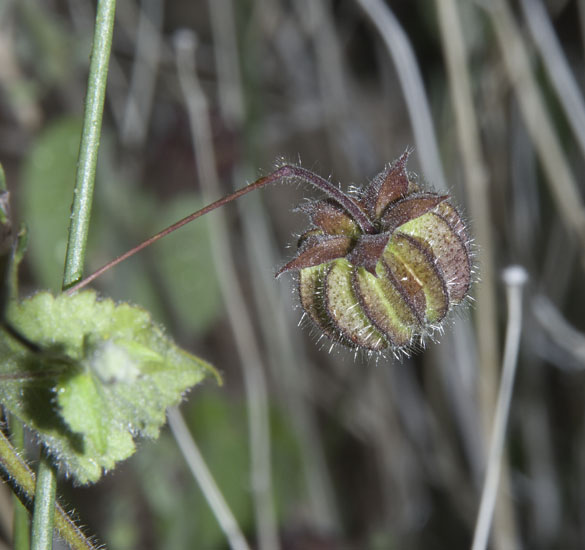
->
0;430;98;550
0;428;36;504
63;0;117;287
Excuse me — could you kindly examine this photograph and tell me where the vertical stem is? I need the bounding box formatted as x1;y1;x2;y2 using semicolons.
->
63;0;117;287
9;418;29;550
30;1;117;548
30;450;57;550
167;408;251;550
472;267;528;550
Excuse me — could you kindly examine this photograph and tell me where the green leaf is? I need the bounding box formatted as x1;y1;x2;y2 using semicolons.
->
60;371;109;453
0;290;219;484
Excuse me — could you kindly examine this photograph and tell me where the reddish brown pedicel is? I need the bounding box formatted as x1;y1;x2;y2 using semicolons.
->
277;151;472;354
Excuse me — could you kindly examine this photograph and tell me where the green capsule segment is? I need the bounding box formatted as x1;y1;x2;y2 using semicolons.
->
422;212;470;303
395;209;471;305
324;259;387;351
299;264;344;344
435;201;470;250
387;233;449;324
353;264;421;347
382;254;426;322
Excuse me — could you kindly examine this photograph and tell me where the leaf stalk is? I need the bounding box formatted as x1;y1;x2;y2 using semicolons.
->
67;164;373;294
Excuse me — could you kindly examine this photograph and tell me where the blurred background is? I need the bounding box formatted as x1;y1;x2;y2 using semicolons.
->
1;0;585;548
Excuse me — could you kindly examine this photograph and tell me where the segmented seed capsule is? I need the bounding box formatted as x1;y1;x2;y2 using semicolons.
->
277;151;472;354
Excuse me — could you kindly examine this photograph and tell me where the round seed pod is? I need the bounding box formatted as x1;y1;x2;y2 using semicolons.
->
278;151;473;356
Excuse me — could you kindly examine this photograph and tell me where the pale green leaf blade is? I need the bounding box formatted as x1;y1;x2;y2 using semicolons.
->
0;290;218;483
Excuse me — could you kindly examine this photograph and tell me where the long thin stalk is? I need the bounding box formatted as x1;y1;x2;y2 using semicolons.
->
472;267;528;550
167;408;251;550
66;161;367;295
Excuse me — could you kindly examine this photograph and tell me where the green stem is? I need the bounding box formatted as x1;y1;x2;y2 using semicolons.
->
29;0;117;547
9;418;30;550
63;0;117;287
0;430;98;550
31;449;57;550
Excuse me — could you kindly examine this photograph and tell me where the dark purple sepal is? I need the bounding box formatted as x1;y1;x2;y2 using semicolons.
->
297;228;324;249
380;193;448;233
364;150;411;219
296;199;360;236
276;235;353;277
346;232;392;276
